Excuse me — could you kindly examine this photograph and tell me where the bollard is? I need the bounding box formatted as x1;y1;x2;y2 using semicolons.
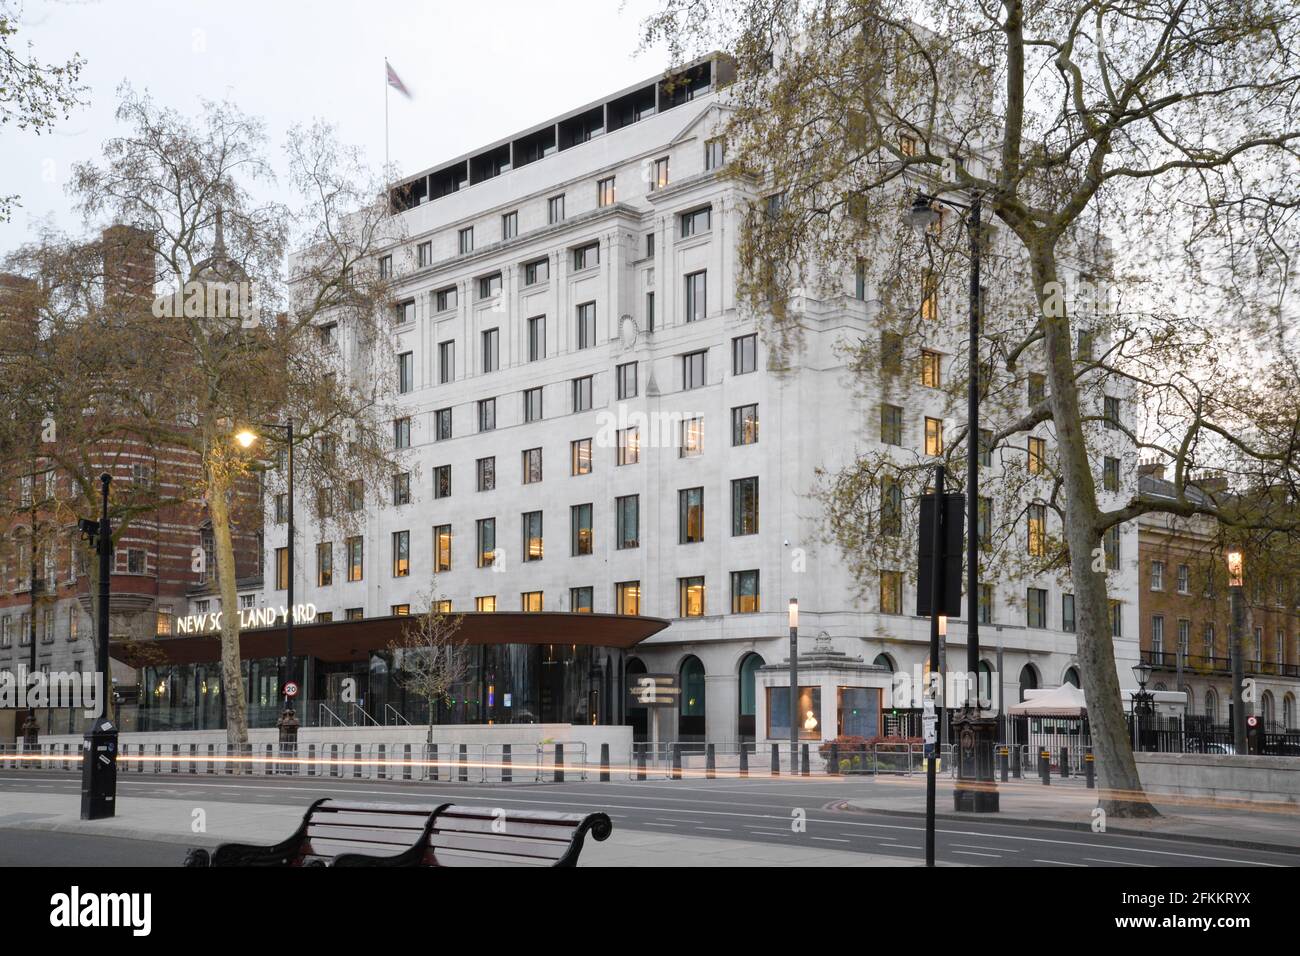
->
998;745;1009;783
555;743;565;783
352;744;362;779
458;743;468;782
429;742;439;782
600;743;610;782
1011;744;1021;779
403;744;411;781
671;743;682;781
264;743;273;776
502;743;512;783
801;743;810;777
829;742;840;775
1085;749;1095;789
740;744;749;778
378;743;387;780
1060;746;1070;778
771;743;780;776
705;743;716;779
189;743;197;775
636;744;647;781
1039;749;1051;785
207;744;215;775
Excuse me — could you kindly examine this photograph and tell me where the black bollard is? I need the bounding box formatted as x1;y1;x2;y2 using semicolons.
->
636;744;647;781
801;743;810;776
829;742;840;775
502;743;512;783
458;743;468;782
430;742;439;782
1085;749;1095;789
671;743;682;780
739;744;749;778
771;743;780;776
600;743;610;782
1060;746;1069;778
705;743;716;779
555;743;565;783
1039;749;1051;785
1011;744;1021;779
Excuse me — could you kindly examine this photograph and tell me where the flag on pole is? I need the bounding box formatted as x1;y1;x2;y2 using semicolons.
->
386;60;412;99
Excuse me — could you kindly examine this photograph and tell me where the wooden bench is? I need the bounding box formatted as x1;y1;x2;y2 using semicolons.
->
182;799;612;867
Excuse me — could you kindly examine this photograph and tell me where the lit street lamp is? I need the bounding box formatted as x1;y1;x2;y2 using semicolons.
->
1227;548;1246;754
1131;661;1154;751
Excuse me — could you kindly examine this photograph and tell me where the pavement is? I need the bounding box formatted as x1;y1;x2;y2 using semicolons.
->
0;768;1295;867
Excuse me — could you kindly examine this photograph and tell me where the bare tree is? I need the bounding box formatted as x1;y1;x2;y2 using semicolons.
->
387;589;468;746
642;0;1300;816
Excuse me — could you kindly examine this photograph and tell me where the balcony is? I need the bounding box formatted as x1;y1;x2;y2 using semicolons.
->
1143;649;1300;678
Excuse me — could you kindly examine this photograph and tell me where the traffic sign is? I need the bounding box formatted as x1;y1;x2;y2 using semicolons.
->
1246;714;1258;729
284;681;299;699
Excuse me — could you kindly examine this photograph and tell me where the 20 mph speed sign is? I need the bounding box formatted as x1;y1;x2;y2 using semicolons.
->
1246;714;1258;728
284;681;299;699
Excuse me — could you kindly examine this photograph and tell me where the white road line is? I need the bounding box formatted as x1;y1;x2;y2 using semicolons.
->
1083;857;1153;867
952;850;1001;858
1034;859;1087;866
642;822;677;828
695;826;732;833
952;843;1020;852
880;844;920;850
812;837;851;843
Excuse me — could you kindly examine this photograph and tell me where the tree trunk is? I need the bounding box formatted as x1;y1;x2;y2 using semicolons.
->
207;469;249;747
1032;248;1157;818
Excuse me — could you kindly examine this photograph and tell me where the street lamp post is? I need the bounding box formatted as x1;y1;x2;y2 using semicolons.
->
788;598;798;773
236;420;298;750
1131;661;1154;751
1227;549;1246;754
910;187;999;812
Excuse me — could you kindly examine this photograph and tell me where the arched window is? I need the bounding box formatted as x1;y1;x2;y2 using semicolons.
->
872;653;896;671
1018;664;1039;702
737;653;764;741
1205;688;1219;723
1181;686;1194;716
679;655;706;741
1261;691;1275;729
977;660;995;707
1062;667;1081;688
1285;694;1296;731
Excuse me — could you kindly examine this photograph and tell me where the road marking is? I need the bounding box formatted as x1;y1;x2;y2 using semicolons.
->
695;826;731;833
1083;857;1152;867
812;837;851;843
880;844;920;850
642;822;677;828
952;843;1019;852
952;850;1001;858
1034;859;1087;866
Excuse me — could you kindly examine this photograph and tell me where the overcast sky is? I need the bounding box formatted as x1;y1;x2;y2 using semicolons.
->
1;0;669;256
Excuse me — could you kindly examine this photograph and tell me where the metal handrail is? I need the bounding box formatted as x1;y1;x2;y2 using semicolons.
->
384;704;411;726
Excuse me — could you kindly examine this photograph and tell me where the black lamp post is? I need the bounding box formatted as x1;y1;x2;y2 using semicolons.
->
236;420;298;747
1226;548;1247;753
1131;660;1154;751
910;188;999;812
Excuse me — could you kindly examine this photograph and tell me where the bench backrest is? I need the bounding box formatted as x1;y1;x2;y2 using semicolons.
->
296;800;447;864
422;804;611;867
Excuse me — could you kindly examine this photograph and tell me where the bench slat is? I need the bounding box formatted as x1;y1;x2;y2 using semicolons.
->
430;832;569;859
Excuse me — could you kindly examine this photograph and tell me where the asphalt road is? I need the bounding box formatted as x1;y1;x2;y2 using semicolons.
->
0;770;1294;867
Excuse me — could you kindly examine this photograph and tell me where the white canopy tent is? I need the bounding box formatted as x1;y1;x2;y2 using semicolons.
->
1007;684;1088;717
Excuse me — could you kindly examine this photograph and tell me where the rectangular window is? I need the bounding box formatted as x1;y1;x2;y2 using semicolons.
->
1111;600;1123;638
978;583;993;624
881;404;903;445
476;596;496;612
522;447;543;484
617;427;640;466
1027;588;1048;628
392;604;411;617
393;471;412;506
1028;503;1047;557
521;591;544;613
458;226;474;255
854;259;867;300
679;487;704;544
435;408;452;441
731;570;759;613
527;315;545;361
572;375;593;412
732;334;756;375
434;525;451;572
616;581;640;615
478;397;496;432
571;438;592;476
576;302;596;349
435;286;457;312
433;465;450;499
347;536;363;582
617;362;637;400
394;299;415;325
347;479;364;512
881;330;903;374
979;429;994;467
417;241;432;267
398;351;414;393
680;417;704;458
1151;560;1164;590
523;387;543;423
1028;436;1047;474
920;269;938;320
920;350;941;388
597;177;616;207
685;271;707;322
524;259;549;286
476;456;495;492
502;210;518;240
880;571;903;615
679;576;706;617
438;340;455;383
683;350;707;390
317;543;333;587
522;511;543;562
392;530;410;577
573;242;600;271
476;518;497;567
275;493;289;524
649;157;669;191
570;587;594;613
1062;593;1076;633
680;206;711;237
881;477;903;536
394;417;411;449
646;232;655;257
704;138;724;170
616;495;639;549
732;476;759;536
924;417;943;455
1177;564;1190;594
547;194;565;224
345;608;363;621
645;291;655;331
318;322;337;348
1104;395;1120;430
379;255;392;278
477;273;501;300
731;404;758;446
571;503;593;556
977;496;992;549
482;328;499;373
1103;456;1120;492
1104;525;1120;571
275;547;289;590
1028;373;1045;406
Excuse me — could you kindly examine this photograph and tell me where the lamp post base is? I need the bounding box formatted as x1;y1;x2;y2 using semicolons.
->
952;709;1000;813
